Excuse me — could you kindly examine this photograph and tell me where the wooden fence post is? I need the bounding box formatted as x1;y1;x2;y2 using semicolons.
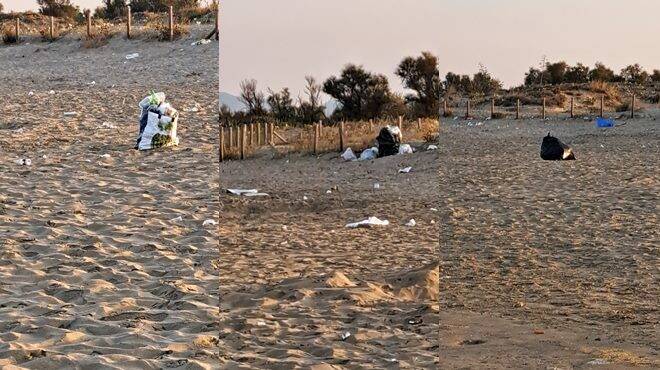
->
313;123;319;155
570;96;574;118
49;16;54;40
257;122;262;145
250;123;255;146
631;94;635;119
214;0;220;40
86;10;92;38
168;6;174;41
240;125;246;160
228;126;233;148
466;99;470;119
269;122;274;144
516;99;520;119
15;18;20;42
126;6;132;39
398;116;403;131
417;118;422;130
443;100;448;116
542;97;546;119
339;122;345;152
600;95;604;118
219;127;225;161
369;119;373;133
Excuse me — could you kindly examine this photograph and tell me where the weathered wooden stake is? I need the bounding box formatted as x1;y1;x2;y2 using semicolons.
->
318;120;323;135
219;127;225;161
213;0;219;40
417;118;422;130
339;122;345;152
126;6;132;39
263;122;268;145
570;96;574;118
228;126;233;148
49;16;54;40
168;6;174;41
269;122;274;144
516;99;520;119
398;116;403;131
257;123;262;145
15;18;20;42
542;97;546;119
443;100;448;116
466;99;471;119
369;119;373;132
631;94;636;119
313;123;319;155
240;125;246;160
600;95;604;118
86;10;92;37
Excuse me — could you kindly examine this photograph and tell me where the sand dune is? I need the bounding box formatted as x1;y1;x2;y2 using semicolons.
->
0;28;219;369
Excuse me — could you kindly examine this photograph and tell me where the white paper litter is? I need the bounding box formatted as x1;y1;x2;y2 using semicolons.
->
399;167;412;173
406;219;417;227
100;154;111;158
226;189;269;197
125;53;139;60
345;216;390;228
170;216;183;222
399;144;413;154
63;112;77;117
15;158;32;166
191;39;212;46
203;219;218;226
373;183;380;189
341;148;357;161
587;359;609;365
427;145;438;151
340;332;352;340
101;122;117;129
28;91;34;96
48;90;55;95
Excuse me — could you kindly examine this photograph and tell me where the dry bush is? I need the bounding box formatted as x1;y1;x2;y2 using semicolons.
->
82;23;117;48
589;81;620;100
143;13;189;41
1;25;18;44
491;111;506;119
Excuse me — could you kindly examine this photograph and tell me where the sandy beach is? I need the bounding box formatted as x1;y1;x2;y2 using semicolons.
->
0;27;219;369
439;113;659;368
219;139;439;368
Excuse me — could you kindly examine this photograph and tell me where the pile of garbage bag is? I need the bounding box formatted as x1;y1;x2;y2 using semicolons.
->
377;126;402;157
136;92;179;150
540;133;575;160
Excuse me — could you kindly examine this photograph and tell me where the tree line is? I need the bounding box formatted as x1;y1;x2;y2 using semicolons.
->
443;61;659;98
221;52;440;125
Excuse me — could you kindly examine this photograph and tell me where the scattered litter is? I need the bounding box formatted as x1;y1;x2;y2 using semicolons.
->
48;90;55;95
42;155;47;159
326;190;332;194
358;147;378;161
373;183;380;189
101;122;117;129
345;216;389;229
28;91;34;96
63;112;78;116
430;220;436;224
303;195;308;201
15;158;32;166
596;117;614;128
226;189;269;197
100;154;111;158
427;145;438;151
340;332;352;341
170;216;183;222
541;132;575;160
398;144;413;154
405;219;417;227
136;92;179;150
88;81;96;86
385;358;398;363
430;208;438;212
125;53;139;60
587;359;609;365
184;103;201;112
203;219;217;226
341;148;357;161
256;320;266;327
399;167;412;173
191;39;212;46
282;225;288;231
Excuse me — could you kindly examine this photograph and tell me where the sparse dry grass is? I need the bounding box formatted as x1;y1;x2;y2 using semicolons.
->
222;119;440;160
82;23;119;48
1;25;18;44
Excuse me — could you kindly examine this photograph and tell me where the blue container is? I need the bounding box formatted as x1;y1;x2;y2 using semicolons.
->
596;117;614;128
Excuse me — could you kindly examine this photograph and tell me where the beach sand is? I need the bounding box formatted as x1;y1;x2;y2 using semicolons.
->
0;27;220;369
439;113;659;368
219;142;439;368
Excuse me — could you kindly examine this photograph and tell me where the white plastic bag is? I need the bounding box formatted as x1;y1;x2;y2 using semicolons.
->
359;147;378;161
399;144;413;154
341;148;357;161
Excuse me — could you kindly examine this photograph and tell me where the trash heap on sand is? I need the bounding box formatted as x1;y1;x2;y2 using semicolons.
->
136;92;180;150
342;126;414;161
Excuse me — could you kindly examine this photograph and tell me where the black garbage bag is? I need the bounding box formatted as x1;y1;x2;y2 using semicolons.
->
540;133;575;160
377;126;402;157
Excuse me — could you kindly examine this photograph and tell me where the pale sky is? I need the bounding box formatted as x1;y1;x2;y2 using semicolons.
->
220;0;441;96
442;0;660;87
3;0;101;12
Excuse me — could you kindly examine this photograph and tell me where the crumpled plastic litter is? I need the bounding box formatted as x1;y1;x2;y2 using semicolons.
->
345;216;390;228
341;148;357;161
